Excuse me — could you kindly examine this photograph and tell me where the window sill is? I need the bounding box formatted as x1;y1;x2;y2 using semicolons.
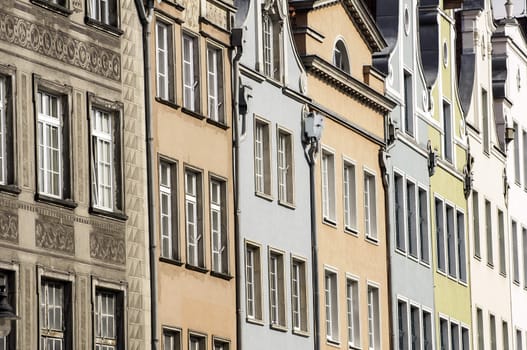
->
181;107;206;120
89;207;128;221
278;199;295;210
246;317;265;326
270;323;288;332
365;235;379;245
322;217;337;228
255;191;273;202
159;257;184;266
185;263;208;274
473;254;481;261
487;262;494;269
419;260;431;269
35;193;78;209
408;253;419;262
395;247;407;256
326;339;341;347
514;280;520;286
265;76;283;88
0;184;21;196
161;0;185;11
500;271;507;278
436;269;447;277
349;344;362;350
84;17;123;36
344;226;358;236
31;0;73;16
155;97;180;110
210;270;233;281
292;329;310;338
206;118;229;130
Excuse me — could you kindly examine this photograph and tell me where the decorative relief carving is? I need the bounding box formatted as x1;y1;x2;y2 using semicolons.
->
71;0;82;12
182;0;199;30
0;11;121;81
205;1;228;30
35;216;75;254
90;230;126;265
0;209;18;243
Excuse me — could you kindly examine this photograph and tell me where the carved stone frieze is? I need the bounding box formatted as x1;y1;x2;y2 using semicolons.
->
90;230;126;265
71;0;82;12
0;209;18;243
205;1;229;30
182;0;199;30
0;11;121;81
35;216;75;254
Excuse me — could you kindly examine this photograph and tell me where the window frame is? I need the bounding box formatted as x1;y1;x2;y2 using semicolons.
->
346;274;360;348
261;5;282;81
276;126;294;206
206;43;225;124
245;240;263;323
403;70;414;136
212;336;230;350
268;248;286;329
442;99;453;163
162;327;182;350
155;19;175;103
367;283;381;350
158;157;180;262
0;265;18;350
209;175;229;276
184;166;205;269
324;268;339;344
85;0;122;34
182;32;200;113
91;277;126;350
188;332;207;350
0;65;18;194
343;157;358;233
397;298;408;350
321;148;336;225
418;185;430;265
363;170;378;241
291;256;309;335
332;38;350;73
253;116;272;198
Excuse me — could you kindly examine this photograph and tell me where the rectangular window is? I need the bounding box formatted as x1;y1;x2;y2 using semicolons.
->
367;285;380;350
254;119;271;196
0;271;15;350
443;100;453;162
183;34;199;112
523;227;527;288
462;327;470;350
407;181;418;258
490;314;497;350
0;75;14;186
213;339;229;350
343;161;357;231
163;328;181;350
159;161;178;260
291;258;308;333
523;130;527;189
499;209;506;275
207;46;224;123
268;251;285;327
513;220;519;283
419;187;430;264
440;318;448;350
210;179;228;274
477;308;484;350
446;204;457;278
277;129;294;205
410;305;420;350
346;278;360;347
457;211;467;283
485;200;493;266
516;329;522;350
245;243;262;321
394;173;405;252
262;13;273;77
185;169;204;268
504;321;510;350
515;122;521;183
404;71;414;136
364;172;377;240
94;288;123;350
189;334;206;350
451;322;460;350
88;0;118;27
423;310;432;350
40;279;71;350
435;198;446;273
322;151;336;223
325;270;338;342
473;191;481;258
397;300;408;350
156;21;173;101
482;89;489;152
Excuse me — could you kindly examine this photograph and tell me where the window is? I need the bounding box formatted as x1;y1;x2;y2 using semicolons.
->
333;40;350;73
207;46;224;123
364;172;377;240
523;227;527;288
485;200;493;266
523;130;527;189
213;338;229;350
423;311;432;350
277;129;294;204
159;160;178;260
343;161;357;231
0;271;15;350
291;258;308;333
410;306;420;350
90;98;124;214
162;328;181;350
87;0;119;27
482;89;489;152
498;209;506;275
261;9;281;80
346;278;360;347
513;220;519;283
419;187;430;264
443;100;453;162
476;308;484;350
457;211;467;283
462;327;470;350
322;151;336;223
504;321;510;350
254;119;271;196
156;21;174;101
185;169;204;268
94;288;124;350
395;173;405;252
245;243;262;321
435;198;446;273
40;279;71;350
325;270;338;342
210;179;228;274
189;334;206;350
440;318;448;350
451;322;460;350
268;250;285;327
514;122;520;183
183;34;199;112
367;285;380;350
490;314;497;350
407;181;418;258
0;72;15;187
404;71;414;136
397;300;408;350
473;191;481;258
516;329;522;350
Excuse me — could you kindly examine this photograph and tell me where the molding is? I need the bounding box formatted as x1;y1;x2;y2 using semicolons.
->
35;214;75;255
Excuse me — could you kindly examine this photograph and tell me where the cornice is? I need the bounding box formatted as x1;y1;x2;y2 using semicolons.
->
302;55;396;114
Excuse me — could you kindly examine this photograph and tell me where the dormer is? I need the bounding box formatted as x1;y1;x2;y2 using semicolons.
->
261;0;286;81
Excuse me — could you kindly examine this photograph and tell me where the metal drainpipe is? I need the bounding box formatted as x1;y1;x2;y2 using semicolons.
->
231;28;244;350
133;0;157;349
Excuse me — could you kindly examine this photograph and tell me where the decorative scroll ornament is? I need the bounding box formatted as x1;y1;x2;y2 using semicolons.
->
0;210;17;243
463;151;474;199
36;218;75;254
427;140;438;177
504;169;510;207
90;230;126;265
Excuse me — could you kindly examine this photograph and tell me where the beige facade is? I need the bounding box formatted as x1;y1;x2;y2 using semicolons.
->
151;1;237;349
0;0;150;349
291;1;395;349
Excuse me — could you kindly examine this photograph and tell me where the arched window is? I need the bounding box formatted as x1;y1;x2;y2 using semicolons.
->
333;40;350;73
262;0;283;81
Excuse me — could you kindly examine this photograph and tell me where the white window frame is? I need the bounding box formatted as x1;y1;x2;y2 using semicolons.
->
91;108;114;211
262;13;273;78
156;21;169;100
418;186;430;265
394;172;406;252
162;327;182;350
367;283;381;350
277;127;294;205
159;160;177;260
92;278;126;350
210;178;227;274
291;257;308;333
325;268;339;343
188;333;206;350
364;170;378;240
346;275;360;347
245;241;262;321
183;34;199;112
254;117;271;196
207;45;224;122
268;249;285;328
322;149;336;223
40;279;65;350
88;0;118;26
343;159;357;232
397;298;408;350
185;169;203;267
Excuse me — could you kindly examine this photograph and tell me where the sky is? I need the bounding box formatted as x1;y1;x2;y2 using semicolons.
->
492;0;527;18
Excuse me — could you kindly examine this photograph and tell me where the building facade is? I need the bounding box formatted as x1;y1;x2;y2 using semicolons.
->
0;0;150;349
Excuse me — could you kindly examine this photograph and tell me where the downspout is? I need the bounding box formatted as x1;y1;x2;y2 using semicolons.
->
231;28;244;350
133;0;156;349
308;141;320;350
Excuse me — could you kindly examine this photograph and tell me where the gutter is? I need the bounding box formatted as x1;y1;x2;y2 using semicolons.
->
133;0;156;349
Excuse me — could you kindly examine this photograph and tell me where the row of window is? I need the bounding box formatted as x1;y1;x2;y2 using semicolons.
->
472;191;508;276
438;316;470;350
0;71;124;215
474;308;521;350
396;298;433;350
155;20;225;124
512;120;527;189
158;159;229;275
162;328;229;350
320;150;378;240
0;269;124;350
323;269;381;350
35;0;120;28
434;197;467;283
244;241;309;334
511;219;527;287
